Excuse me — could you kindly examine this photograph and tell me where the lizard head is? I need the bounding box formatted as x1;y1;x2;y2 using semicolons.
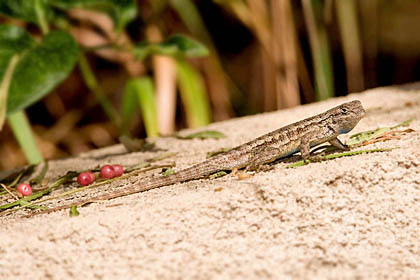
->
332;100;366;134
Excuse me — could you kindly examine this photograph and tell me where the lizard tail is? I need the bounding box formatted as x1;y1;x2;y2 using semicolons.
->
24;161;218;217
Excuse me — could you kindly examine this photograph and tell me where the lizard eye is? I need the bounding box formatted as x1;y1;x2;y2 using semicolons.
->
341;107;348;114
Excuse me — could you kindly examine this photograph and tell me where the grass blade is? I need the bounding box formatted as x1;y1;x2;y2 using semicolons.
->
287;148;395;168
302;0;334;100
176;60;211;127
7;111;43;164
0;54;19;130
78;53;120;127
124;77;159;137
170;0;233;120
0;171;77;210
336;0;364;92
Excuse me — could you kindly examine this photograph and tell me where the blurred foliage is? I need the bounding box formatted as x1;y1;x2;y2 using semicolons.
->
123;77;159;137
1;26;79;114
133;34;209;60
51;0;137;31
0;0;420;170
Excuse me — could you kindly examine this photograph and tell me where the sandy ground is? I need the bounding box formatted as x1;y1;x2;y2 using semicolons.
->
0;84;419;279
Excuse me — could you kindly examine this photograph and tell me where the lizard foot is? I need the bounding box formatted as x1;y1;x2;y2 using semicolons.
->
307;154;325;162
245;163;274;172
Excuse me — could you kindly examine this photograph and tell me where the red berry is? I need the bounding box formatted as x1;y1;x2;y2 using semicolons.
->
78;172;95;186
87;172;96;182
100;165;115;179
17;183;32;196
113;164;124;177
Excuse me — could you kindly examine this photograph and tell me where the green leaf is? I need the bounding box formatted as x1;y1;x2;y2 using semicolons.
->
0;24;35;82
161;35;209;57
0;24;36;55
133;41;176;61
124;78;159;137
3;29;79;114
390;118;414;129
161;168;175;176
178;130;226;140
346;118;414;146
133;34;209;60
0;0;52;24
0;24;34;129
51;0;137;31
176;60;211;127
0;28;78;164
120;78;140;134
209;171;227;179
346;127;390;146
69;205;80;217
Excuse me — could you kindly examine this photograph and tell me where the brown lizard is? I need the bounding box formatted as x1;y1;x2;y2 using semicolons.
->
28;100;366;215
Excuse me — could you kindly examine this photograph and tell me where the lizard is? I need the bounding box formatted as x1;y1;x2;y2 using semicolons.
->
26;100;366;216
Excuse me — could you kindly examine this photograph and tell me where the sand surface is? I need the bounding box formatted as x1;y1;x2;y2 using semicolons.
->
0;84;419;279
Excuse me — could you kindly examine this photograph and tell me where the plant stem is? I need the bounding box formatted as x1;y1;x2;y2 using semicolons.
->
286;148;394;168
78;53;121;127
54;18;120;128
302;0;334;100
35;0;49;34
7;111;43;165
0;54;19;129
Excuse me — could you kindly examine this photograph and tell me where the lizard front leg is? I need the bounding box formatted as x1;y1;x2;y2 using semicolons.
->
329;138;349;151
300;133;348;162
300;130;323;161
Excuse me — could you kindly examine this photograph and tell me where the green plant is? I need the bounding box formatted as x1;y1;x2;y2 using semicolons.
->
0;23;79;163
0;0;210;165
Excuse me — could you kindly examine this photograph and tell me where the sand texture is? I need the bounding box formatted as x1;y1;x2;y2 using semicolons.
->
1;84;419;279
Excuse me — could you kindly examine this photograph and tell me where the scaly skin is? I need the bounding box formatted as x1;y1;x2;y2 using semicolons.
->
28;100;366;216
